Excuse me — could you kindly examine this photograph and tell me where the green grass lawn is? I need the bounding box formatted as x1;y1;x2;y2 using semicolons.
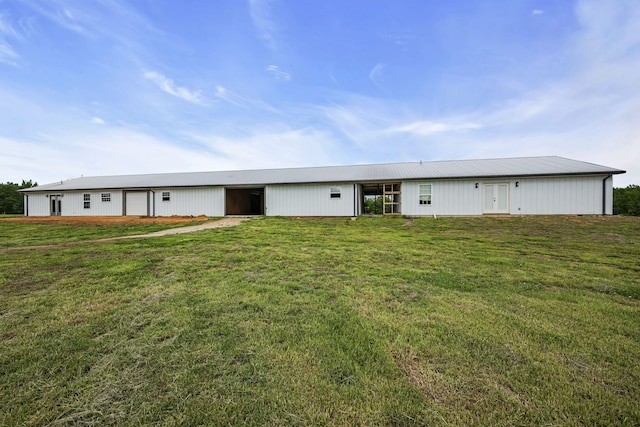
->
0;218;209;249
1;216;639;425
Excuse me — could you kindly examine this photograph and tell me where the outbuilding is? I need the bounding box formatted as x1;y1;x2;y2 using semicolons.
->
19;156;625;217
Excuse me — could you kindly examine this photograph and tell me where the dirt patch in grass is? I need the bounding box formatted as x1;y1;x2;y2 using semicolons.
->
0;215;209;226
392;348;449;404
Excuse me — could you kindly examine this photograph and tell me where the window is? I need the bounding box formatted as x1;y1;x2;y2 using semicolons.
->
419;184;432;205
101;193;111;202
330;187;341;198
385;183;400;193
83;193;91;209
383;182;401;214
162;191;171;201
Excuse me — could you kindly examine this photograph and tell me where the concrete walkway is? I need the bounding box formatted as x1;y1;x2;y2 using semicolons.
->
112;217;251;239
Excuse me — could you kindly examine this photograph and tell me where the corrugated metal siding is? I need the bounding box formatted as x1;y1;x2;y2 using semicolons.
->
266;183;356;216
402;180;483;216
61;191;124;216
20;173;615;217
511;176;605;215
154;187;224;217
91;191;123;216
402;175;609;216
25;194;50;216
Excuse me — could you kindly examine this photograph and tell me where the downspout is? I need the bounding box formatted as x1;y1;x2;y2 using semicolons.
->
353;184;357;217
602;175;611;215
150;190;155;217
24;194;28;216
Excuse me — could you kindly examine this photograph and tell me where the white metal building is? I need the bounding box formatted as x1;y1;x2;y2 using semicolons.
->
19;156;625;217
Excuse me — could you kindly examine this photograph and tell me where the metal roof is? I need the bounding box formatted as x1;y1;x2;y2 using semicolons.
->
20;156;625;193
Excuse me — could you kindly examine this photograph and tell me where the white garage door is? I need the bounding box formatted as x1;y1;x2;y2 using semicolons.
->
126;192;148;216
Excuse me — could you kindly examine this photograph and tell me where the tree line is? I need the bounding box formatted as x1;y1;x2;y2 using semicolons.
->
0;180;37;214
613;185;640;216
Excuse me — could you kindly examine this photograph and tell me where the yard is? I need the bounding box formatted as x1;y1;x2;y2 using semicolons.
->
1;215;639;425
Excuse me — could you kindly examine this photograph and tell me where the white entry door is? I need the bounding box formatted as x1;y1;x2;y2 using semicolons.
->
483;183;509;214
125;192;148;216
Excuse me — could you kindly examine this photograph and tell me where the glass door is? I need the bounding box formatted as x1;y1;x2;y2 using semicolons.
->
50;195;62;216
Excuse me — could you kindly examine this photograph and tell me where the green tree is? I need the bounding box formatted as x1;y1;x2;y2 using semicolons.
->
364;196;383;214
613;185;640;216
0;180;37;214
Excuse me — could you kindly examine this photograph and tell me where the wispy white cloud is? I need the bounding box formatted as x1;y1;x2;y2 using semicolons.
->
368;63;386;91
476;1;640;128
18;0;160;56
186;126;340;170
2;1;155;67
380;30;416;47
2;0;639;189
143;70;206;105
0;14;20;66
0;42;18;66
310;1;640;181
0;13;20;37
0;126;227;184
214;85;282;114
19;1;90;35
266;65;291;80
573;0;640;63
214;85;246;107
389;120;482;136
320;101;386;148
318;94;481;151
248;0;278;50
370;0;640;184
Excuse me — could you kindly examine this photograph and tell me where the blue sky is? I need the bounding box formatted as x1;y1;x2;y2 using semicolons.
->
0;0;638;186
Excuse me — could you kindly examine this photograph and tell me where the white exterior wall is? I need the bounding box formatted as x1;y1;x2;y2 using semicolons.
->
25;191;124;216
67;191;124;216
511;175;608;215
402;180;483;216
22;173;613;217
153;187;224;217
266;183;357;216
402;175;611;216
24;194;50;216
